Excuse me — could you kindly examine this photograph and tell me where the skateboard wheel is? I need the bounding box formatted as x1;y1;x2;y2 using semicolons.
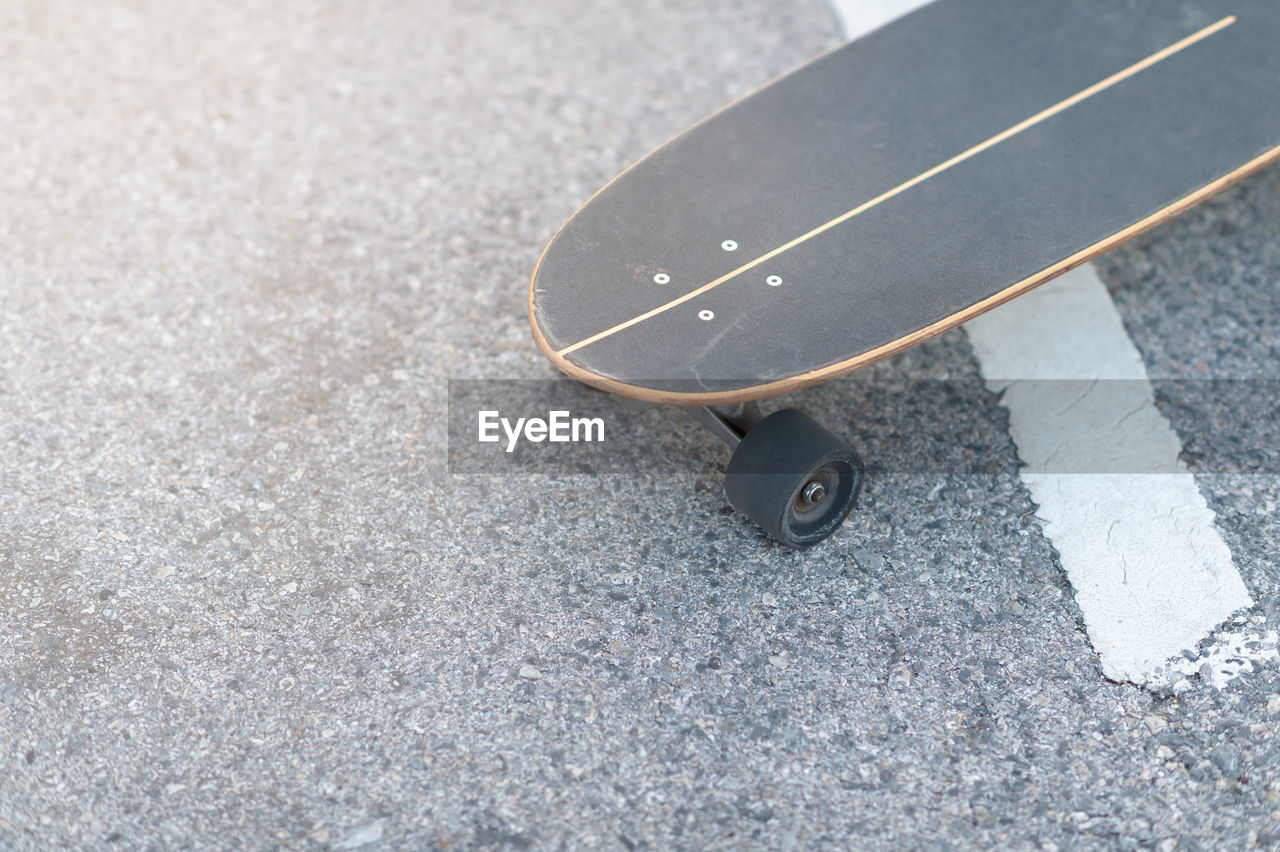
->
724;408;863;548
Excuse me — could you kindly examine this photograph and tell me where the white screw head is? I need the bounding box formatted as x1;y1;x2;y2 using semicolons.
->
766;275;782;287
698;309;714;321
653;273;670;284
721;240;738;252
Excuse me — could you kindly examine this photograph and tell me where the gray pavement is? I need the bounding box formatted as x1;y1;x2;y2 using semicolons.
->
3;1;1280;849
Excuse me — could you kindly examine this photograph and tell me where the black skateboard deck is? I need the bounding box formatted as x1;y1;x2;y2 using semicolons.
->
530;0;1280;404
526;0;1280;546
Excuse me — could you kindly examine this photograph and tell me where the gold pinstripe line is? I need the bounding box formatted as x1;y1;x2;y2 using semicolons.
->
554;14;1236;357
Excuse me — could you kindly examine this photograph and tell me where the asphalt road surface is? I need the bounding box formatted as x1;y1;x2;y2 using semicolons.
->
2;1;1279;849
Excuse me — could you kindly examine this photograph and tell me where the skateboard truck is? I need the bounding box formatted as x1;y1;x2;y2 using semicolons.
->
687;401;764;448
689;403;864;548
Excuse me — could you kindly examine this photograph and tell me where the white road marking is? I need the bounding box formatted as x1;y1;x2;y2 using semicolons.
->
829;0;932;40
1160;616;1278;692
829;0;1258;688
965;268;1252;686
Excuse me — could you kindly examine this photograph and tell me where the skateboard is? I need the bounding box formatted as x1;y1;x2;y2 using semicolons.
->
528;0;1280;547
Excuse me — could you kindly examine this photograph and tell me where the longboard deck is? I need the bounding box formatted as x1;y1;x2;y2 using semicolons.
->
529;0;1280;405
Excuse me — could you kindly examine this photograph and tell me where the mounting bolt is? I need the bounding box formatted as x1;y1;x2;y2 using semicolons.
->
801;481;826;505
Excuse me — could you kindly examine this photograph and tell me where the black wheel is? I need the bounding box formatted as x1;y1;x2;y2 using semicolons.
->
723;408;863;548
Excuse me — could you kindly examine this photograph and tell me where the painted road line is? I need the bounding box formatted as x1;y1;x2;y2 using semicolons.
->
964;267;1253;686
829;0;931;40
1163;616;1279;690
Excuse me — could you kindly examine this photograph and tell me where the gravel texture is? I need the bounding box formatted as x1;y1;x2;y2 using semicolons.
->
2;1;1279;849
